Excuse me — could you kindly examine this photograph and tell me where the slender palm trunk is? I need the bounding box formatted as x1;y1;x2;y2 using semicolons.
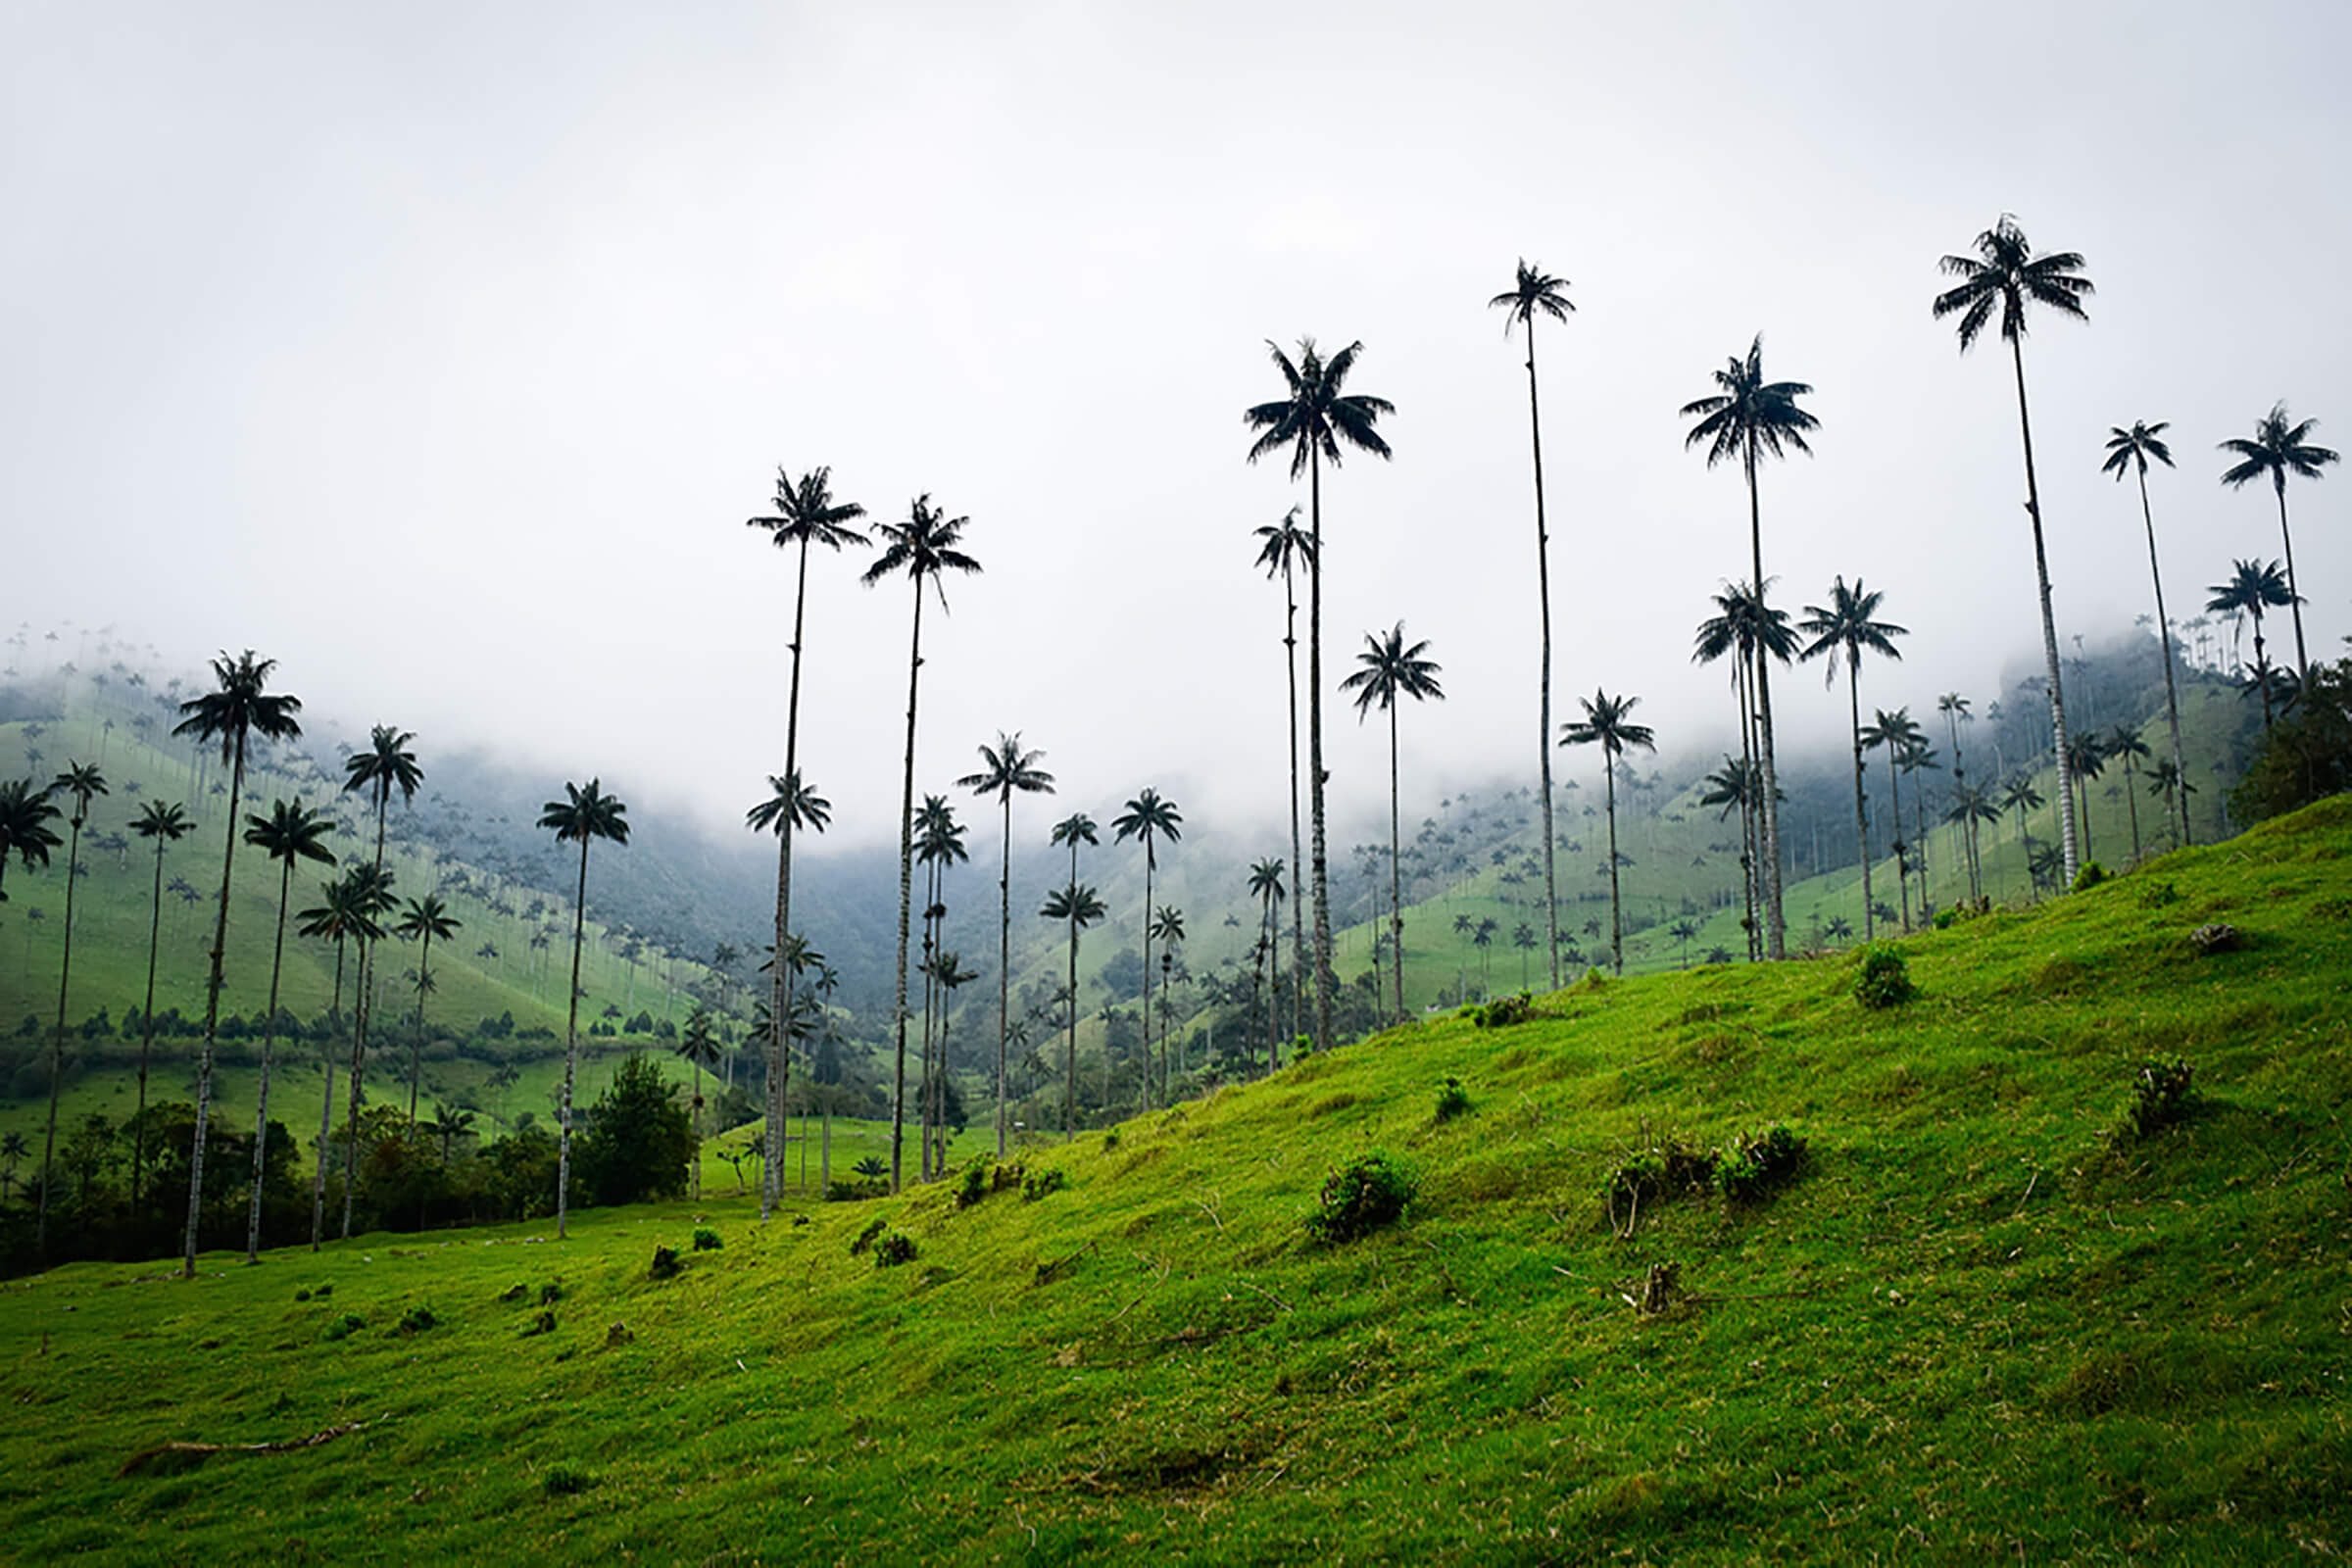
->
1886;751;1909;933
1280;560;1304;1065
131;837;167;1211
2136;468;2192;847
2122;753;2142;864
1139;853;1154;1113
2009;336;2081;886
764;536;816;1218
312;939;344;1251
183;732;248;1279
1386;702;1406;1021
1743;442;1788;958
1522;324;1562;990
37;813;84;1252
888;584;925;1193
1603;760;1624;974
1847;666;1874;943
1264;893;1280;1070
1063;915;1079;1141
2254;612;2274;731
2077;769;2096;864
245;858;294;1262
2273;476;2309;688
555;836;589;1240
995;794;1011;1158
1307;449;1334;1050
407;927;433;1127
341;792;390;1241
1735;656;1760;961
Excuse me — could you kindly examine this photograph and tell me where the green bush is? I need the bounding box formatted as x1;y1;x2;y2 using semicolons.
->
1021;1168;1068;1202
322;1312;367;1343
1853;946;1916;1009
394;1304;438;1336
573;1054;696;1208
647;1246;682;1280
541;1465;595;1497
2072;861;2109;893
1719;1125;1808;1202
1433;1077;1473;1122
1306;1152;1417;1245
691;1227;722;1252
1474;993;1535;1029
849;1217;887;1256
852;1156;888;1181
872;1231;917;1268
2120;1058;2195;1142
955;1161;989;1210
826;1178;888;1202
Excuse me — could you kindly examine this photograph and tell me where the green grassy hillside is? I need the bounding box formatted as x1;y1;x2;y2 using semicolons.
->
3;796;2345;1561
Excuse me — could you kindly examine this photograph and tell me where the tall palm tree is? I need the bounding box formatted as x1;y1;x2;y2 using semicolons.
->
1934;215;2093;886
2102;422;2192;847
1491;259;1575;988
2106;728;2152;864
1696;757;1760;959
1693;581;1794;961
2147;760;2194;850
298;868;380;1250
36;761;105;1251
393;893;461;1128
1859;710;1926;932
1898;739;1942;912
0;777;64;908
2001;776;2045;899
861;496;982;1192
674;1006;720;1200
1340;622;1445;1022
126;799;192;1209
2205;559;2297;732
745;768;831;1216
1798;579;1908;942
923;947;978;1172
1682;338;1818;958
172;652;303;1278
1251;510;1317;1053
1244;337;1395;1052
1149;905;1186;1095
2064;734;2109;865
911;796;969;1179
240;799;335;1262
745;465;867;1205
335;861;398;1240
1039;879;1106;1140
2219;404;2338;688
1247;857;1287;1072
338;725;420;1196
1560;690;1655;974
537;778;630;1239
956;732;1055;1157
1110;789;1183;1109
1943;781;1998;905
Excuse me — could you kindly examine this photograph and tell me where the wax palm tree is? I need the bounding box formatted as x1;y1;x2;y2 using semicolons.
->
2147;760;2195;850
334;862;398;1240
1472;916;1499;995
1944;783;2000;905
923;948;978;1170
956;732;1055;1157
1897;739;1941;912
745;768;831;1216
299;867;381;1250
172;652;303;1278
1039;880;1106;1140
1244;337;1396;1052
426;1102;476;1167
2065;734;2108;864
1150;905;1186;1094
35;761;105;1251
2205;560;2297;731
1858;710;1926;932
674;1006;720;1199
239;799;335;1261
1492;260;1575;987
1340;622;1445;1021
0;1132;25;1202
1799;580;1908;942
1683;342;1817;957
537;778;630;1239
1560;690;1655;974
745;464;867;1204
2101;422;2192;847
861;496;981;1191
2220;404;2337;687
1694;581;1796;961
0;777;62;906
125;799;191;1209
1935;215;2092;885
2102;728;2152;864
1251;509;1317;1052
1110;789;1183;1110
1247;857;1287;1073
338;724;419;1201
911;796;968;1179
393;893;461;1128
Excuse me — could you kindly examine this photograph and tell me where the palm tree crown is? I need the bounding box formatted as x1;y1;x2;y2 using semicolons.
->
747;771;832;837
539;779;631;850
244;799;337;871
1243;338;1396;476
2102;420;2174;480
1340;622;1446;716
175;650;304;760
1680;336;1819;467
1111;789;1184;869
2220;403;2338;492
0;778;64;898
1932;215;2093;348
748;465;870;556
1489;259;1574;332
1797;578;1909;682
1562;690;1656;762
341;724;422;824
1251;507;1318;580
860;495;983;602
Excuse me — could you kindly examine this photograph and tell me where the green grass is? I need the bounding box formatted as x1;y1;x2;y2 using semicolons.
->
2;796;2347;1560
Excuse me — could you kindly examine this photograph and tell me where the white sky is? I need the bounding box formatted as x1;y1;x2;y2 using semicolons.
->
8;1;2348;850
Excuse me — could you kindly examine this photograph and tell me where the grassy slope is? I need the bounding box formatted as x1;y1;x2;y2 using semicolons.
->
3;798;2347;1562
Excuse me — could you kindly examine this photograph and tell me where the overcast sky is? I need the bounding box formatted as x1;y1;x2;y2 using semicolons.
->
8;1;2348;851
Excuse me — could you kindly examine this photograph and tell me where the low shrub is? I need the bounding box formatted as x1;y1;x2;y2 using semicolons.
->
538;1283;564;1306
2138;881;2181;909
2073;861;2109;893
1306;1151;1417;1245
1021;1168;1069;1202
826;1178;888;1201
2119;1058;2195;1142
394;1304;439;1336
1102;1131;1121;1151
871;1231;917;1267
1853;946;1916;1009
849;1217;887;1256
648;1246;683;1280
322;1313;367;1343
1433;1077;1473;1122
1718;1125;1808;1202
541;1465;596;1497
955;1161;990;1210
2188;923;2243;956
1475;993;1535;1029
1601;1140;1718;1229
521;1310;557;1338
691;1227;722;1252
851;1156;888;1181
991;1162;1027;1194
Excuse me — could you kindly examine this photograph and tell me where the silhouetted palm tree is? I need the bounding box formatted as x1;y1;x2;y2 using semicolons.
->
1682;340;1817;957
2065;733;2109;865
2102;422;2192;847
338;725;419;1199
334;862;398;1240
2147;760;2194;850
2206;559;2297;731
1694;581;1794;961
36;761;105;1252
1149;904;1186;1094
298;867;381;1250
674;1006;720;1199
0;777;63;909
911;795;967;1180
1341;622;1445;1021
2219;403;2337;687
1251;509;1317;1053
1935;215;2092;885
1245;337;1395;1052
957;732;1054;1156
393;893;461;1128
240;799;335;1261
125;799;191;1209
1897;739;1941;912
745;464;867;1207
861;496;981;1191
1799;580;1908;942
1561;690;1654;974
1039;878;1106;1140
1111;789;1183;1109
537;778;630;1239
745;768;831;1216
1492;260;1575;987
1859;710;1926;932
2105;728;2152;864
1247;857;1287;1072
172;652;303;1278
1944;782;1999;905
